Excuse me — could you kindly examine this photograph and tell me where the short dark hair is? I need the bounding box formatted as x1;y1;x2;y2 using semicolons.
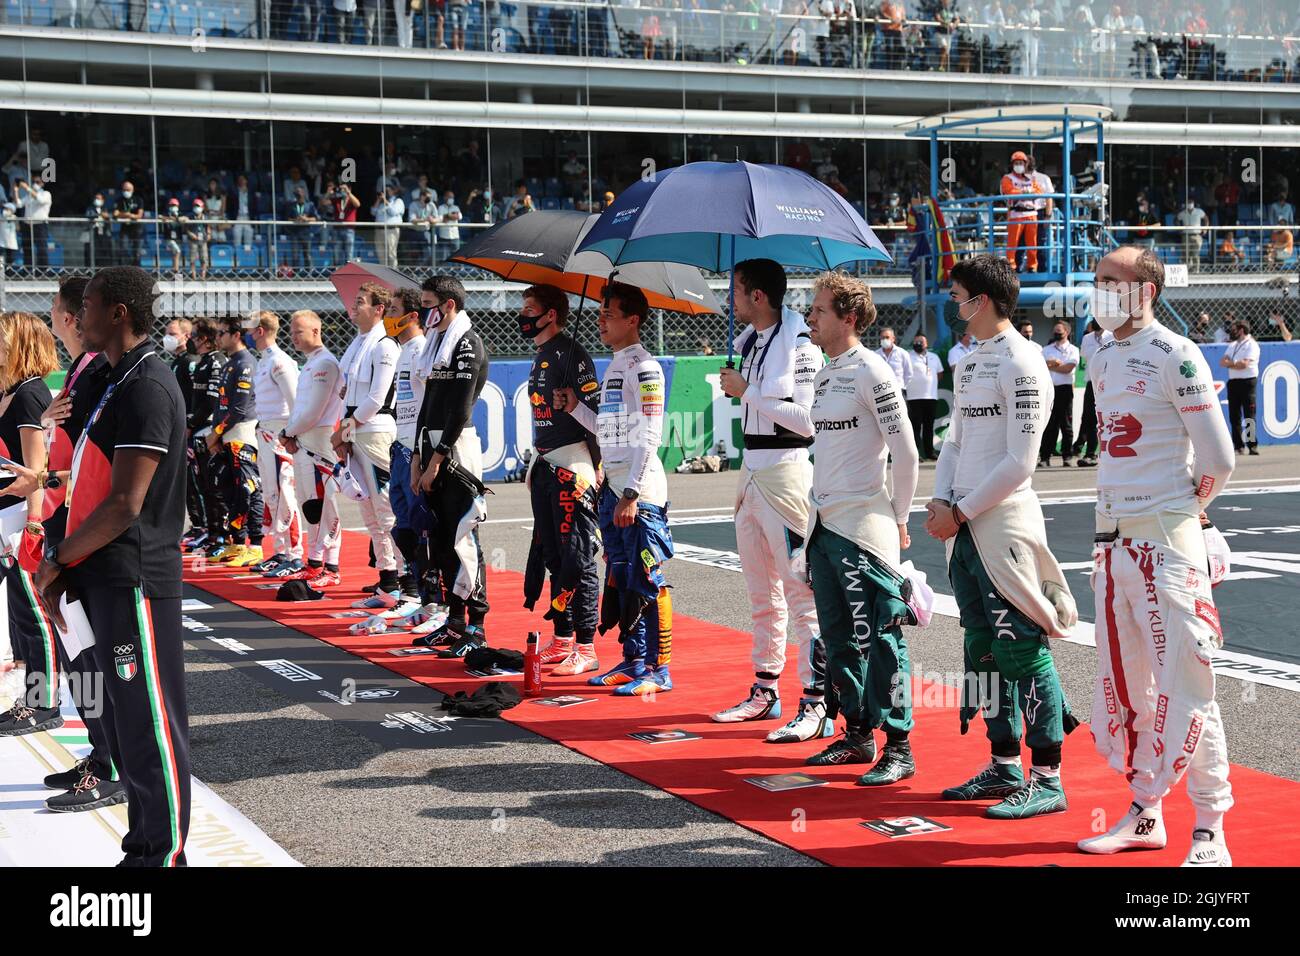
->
57;275;90;316
193;317;219;343
219;315;243;336
391;287;422;317
734;258;787;311
426;274;467;312
524;284;570;328
603;281;649;326
949;254;1019;319
88;266;158;336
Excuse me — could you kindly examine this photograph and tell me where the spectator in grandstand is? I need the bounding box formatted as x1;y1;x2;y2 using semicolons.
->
375;162;401;196
1216;230;1244;268
0;200;17;270
335;0;359;44
1214;170;1240;227
113;180;146;266
1176;196;1208;270
205;178;228;242
85;192;113;268
407;188;437;265
1221;318;1260;455
160;198;185;271
1069;0;1095;71
1018;0;1042;76
372;183;406;267
562;150;587;194
283;166;309;204
394;0;415;48
3;127;48;186
825;0;856;67
286;186;319;271
361;0;383;44
983;0;1008;70
506;180;535;219
935;0;962;71
1189;311;1214;344
457;139;485;186
231;174;259;248
1268;189;1294;227
1265;308;1294;343
1100;4;1125;77
185;197;210;279
1131;193;1159;249
880;0;906;68
1130;8;1160;78
13;179;51;271
448;0;470;50
464;186;496;225
410;173;433;206
437;188;463;257
1266;219;1295;266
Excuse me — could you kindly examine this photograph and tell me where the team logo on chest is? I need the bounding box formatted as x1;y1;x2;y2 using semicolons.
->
114;643;138;682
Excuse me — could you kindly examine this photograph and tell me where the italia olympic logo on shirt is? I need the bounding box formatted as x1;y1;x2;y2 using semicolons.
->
114;644;138;682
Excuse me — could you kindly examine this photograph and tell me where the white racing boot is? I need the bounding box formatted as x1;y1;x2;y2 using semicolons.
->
712;684;780;723
1182;829;1232;867
1077;802;1167;854
766;697;834;743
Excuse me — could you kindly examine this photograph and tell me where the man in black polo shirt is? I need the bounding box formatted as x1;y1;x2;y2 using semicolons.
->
34;265;191;867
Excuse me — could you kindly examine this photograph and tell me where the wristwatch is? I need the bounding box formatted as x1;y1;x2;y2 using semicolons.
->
433;442;452;458
43;540;64;571
951;502;967;526
44;473;62;490
621;487;640;502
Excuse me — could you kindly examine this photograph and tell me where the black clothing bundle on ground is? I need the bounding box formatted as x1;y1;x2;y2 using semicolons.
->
438;682;522;717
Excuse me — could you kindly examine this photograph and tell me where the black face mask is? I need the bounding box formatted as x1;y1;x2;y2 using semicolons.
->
518;312;546;339
185;338;198;355
1053;331;1067;342
913;342;925;353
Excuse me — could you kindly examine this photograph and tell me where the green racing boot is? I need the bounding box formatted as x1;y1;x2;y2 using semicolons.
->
856;741;916;787
941;760;1025;801
985;774;1067;820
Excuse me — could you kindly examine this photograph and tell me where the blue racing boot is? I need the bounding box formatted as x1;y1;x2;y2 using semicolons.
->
614;666;672;697
589;659;647;687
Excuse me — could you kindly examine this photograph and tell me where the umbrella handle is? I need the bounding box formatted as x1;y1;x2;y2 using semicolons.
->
726;236;736;364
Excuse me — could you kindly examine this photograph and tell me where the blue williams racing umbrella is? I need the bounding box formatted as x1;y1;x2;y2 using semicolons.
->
575;161;892;360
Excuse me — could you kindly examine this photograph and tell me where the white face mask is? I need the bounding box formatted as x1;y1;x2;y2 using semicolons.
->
122;190;133;198
1013;163;1026;175
881;338;894;351
1090;284;1144;332
162;333;181;354
93;199;103;208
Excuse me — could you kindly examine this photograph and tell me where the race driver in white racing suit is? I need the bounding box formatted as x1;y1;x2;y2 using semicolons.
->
1078;245;1236;867
712;258;829;742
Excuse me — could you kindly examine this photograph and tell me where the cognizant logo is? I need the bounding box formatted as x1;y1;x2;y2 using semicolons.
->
815;416;859;432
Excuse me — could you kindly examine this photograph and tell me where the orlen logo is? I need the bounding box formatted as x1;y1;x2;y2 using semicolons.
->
1182;715;1204;755
1154;693;1168;733
1102;677;1117;715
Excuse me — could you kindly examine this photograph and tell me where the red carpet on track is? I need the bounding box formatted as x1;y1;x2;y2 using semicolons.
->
186;531;1298;866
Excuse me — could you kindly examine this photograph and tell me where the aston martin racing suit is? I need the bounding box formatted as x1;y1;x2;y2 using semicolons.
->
284;345;344;568
253;343;301;560
807;344;919;736
1088;321;1235;828
571;342;673;672
934;329;1069;770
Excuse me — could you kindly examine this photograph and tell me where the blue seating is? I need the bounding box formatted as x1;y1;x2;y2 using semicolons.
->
310;244;333;269
147;1;169;32
235;243;261;271
4;1;23;26
561;197;575;210
210;243;235;271
200;6;224;38
87;0;127;29
45;242;64;268
226;3;256;37
28;0;55;27
540;196;560;210
172;2;198;36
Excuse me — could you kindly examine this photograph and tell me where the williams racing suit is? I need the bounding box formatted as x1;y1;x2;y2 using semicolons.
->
570;342;673;681
1088;321;1235;828
934;329;1073;770
284;346;344;568
735;308;825;696
807;343;920;737
340;323;400;575
253;343;301;560
523;331;602;645
211;347;262;546
414;321;489;628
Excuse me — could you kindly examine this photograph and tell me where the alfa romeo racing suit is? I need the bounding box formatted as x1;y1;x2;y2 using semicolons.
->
210;348;262;546
1088;322;1235;828
934;330;1070;772
339;323;400;577
523;332;601;647
735;309;825;697
807;344;919;737
284;346;343;569
570;342;673;686
414;322;489;628
253;343;301;560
